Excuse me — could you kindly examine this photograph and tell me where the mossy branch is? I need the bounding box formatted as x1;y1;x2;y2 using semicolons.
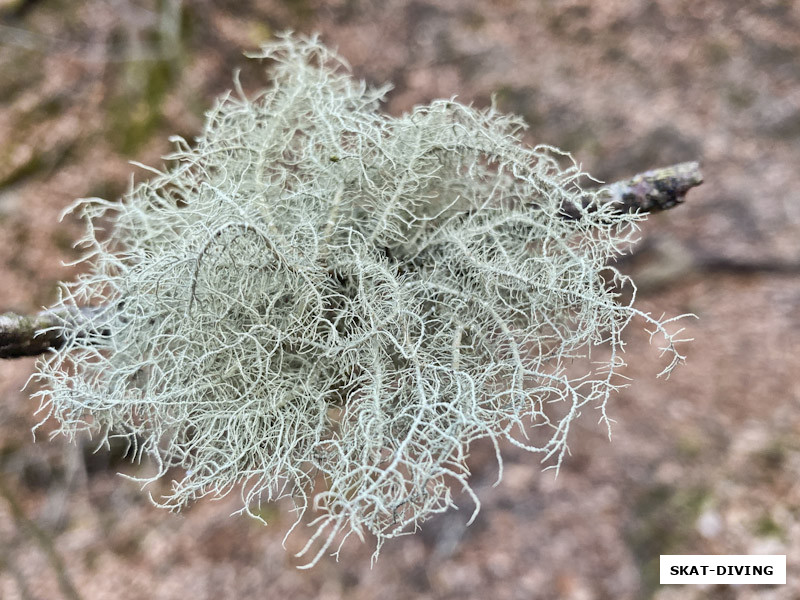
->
0;162;701;360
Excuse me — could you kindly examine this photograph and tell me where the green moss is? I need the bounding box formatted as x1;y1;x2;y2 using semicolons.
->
675;431;704;460
627;484;710;597
247;503;280;524
704;40;730;66
0;152;45;189
246;22;273;47
282;0;314;22
107;59;175;155
754;513;784;539
0;55;45;103
104;1;187;154
39;94;69;117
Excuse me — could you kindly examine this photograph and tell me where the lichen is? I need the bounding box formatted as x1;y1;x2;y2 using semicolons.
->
32;33;691;567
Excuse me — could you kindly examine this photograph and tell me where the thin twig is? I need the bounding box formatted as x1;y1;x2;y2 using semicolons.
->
0;307;104;359
560;161;703;219
0;162;703;359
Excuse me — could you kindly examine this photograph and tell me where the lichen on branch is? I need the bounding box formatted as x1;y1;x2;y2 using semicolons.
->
30;34;693;567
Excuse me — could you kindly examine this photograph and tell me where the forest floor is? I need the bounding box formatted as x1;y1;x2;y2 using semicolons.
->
1;1;800;599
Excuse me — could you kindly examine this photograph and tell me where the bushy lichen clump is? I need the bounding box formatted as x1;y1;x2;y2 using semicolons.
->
33;34;688;566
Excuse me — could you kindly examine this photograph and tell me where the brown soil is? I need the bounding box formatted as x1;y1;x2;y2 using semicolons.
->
1;1;799;598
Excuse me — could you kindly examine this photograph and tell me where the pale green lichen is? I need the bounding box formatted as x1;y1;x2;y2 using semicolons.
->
32;34;690;567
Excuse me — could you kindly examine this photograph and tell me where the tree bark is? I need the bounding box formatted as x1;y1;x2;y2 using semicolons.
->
560;161;703;219
0;307;101;359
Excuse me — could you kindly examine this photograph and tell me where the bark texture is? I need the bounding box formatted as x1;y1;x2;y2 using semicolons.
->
560;161;703;219
0;307;100;359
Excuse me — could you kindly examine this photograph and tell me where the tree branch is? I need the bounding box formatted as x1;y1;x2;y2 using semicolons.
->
560;161;703;219
0;307;101;359
0;162;703;359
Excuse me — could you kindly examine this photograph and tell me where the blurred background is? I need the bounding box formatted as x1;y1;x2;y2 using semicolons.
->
1;1;799;598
